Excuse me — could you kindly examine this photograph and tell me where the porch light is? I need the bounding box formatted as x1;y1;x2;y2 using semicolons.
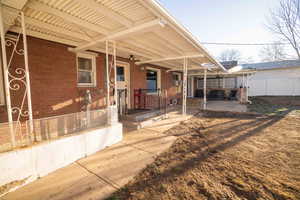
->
129;55;135;61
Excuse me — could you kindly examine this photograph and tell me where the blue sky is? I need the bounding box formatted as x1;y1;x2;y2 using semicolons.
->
158;0;281;62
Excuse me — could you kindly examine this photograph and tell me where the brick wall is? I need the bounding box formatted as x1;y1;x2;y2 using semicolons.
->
0;36;108;123
130;63;182;108
0;36;182;123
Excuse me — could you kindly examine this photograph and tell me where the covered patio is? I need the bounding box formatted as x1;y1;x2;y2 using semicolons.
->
0;0;226;195
0;0;226;148
187;67;256;110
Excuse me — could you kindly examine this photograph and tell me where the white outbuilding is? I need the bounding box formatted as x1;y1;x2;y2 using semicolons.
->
242;60;300;96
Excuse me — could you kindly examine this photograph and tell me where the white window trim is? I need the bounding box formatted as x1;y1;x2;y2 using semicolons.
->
146;66;161;94
77;53;97;87
0;61;5;105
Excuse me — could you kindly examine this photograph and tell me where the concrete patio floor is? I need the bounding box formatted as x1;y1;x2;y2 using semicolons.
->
206;100;247;112
1;110;196;200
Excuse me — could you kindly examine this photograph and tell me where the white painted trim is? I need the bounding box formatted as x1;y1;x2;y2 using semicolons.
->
146;66;161;92
76;53;97;87
69;50;99;57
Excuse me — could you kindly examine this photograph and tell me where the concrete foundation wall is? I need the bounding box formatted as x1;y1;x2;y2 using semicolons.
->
0;123;122;192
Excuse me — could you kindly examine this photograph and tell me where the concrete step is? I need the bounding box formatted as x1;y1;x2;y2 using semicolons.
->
121;109;165;122
121;113;169;130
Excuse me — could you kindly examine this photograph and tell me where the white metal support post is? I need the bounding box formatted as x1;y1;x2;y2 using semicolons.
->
0;4;15;147
21;12;33;134
105;40;110;107
246;73;249;102
203;68;207;110
182;57;188;115
106;40;118;124
113;41;118;108
191;76;194;98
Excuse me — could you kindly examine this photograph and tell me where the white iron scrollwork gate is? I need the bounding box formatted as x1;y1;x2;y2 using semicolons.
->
0;6;33;148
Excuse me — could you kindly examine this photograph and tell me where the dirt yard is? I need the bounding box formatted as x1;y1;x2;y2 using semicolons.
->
248;97;300;117
109;111;300;200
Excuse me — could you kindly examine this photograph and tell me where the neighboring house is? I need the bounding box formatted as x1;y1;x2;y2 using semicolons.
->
0;0;225;191
242;60;300;96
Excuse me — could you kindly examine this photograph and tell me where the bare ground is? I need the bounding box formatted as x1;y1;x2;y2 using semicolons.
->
248;97;300;117
109;111;300;200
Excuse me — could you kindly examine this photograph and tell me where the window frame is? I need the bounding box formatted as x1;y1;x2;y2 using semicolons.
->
76;53;97;87
146;67;161;94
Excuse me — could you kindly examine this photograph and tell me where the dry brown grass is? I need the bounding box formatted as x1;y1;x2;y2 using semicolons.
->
109;111;300;200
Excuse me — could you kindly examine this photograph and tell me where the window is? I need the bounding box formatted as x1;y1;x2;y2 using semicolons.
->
173;74;179;81
224;78;237;88
197;78;222;89
117;66;125;81
77;53;96;87
147;70;157;92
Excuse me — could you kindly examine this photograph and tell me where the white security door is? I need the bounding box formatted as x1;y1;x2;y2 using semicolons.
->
116;62;130;109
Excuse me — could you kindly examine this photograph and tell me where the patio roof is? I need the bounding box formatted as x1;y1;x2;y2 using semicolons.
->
2;0;226;72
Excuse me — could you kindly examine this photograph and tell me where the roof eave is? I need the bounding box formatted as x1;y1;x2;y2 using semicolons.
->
142;0;227;72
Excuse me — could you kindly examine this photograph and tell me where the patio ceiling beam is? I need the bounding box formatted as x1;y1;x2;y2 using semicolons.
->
136;54;204;65
115;43;153;59
10;26;82;47
121;39;198;68
26;1;109;35
151;31;184;55
24;17;92;41
124;40;166;58
72;0;133;27
72;19;167;52
189;72;256;76
10;26;159;64
123;39;201;69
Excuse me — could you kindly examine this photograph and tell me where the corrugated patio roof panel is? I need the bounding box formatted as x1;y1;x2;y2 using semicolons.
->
4;0;226;71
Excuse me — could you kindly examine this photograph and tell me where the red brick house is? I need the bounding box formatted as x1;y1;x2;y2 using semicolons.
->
0;0;225;192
